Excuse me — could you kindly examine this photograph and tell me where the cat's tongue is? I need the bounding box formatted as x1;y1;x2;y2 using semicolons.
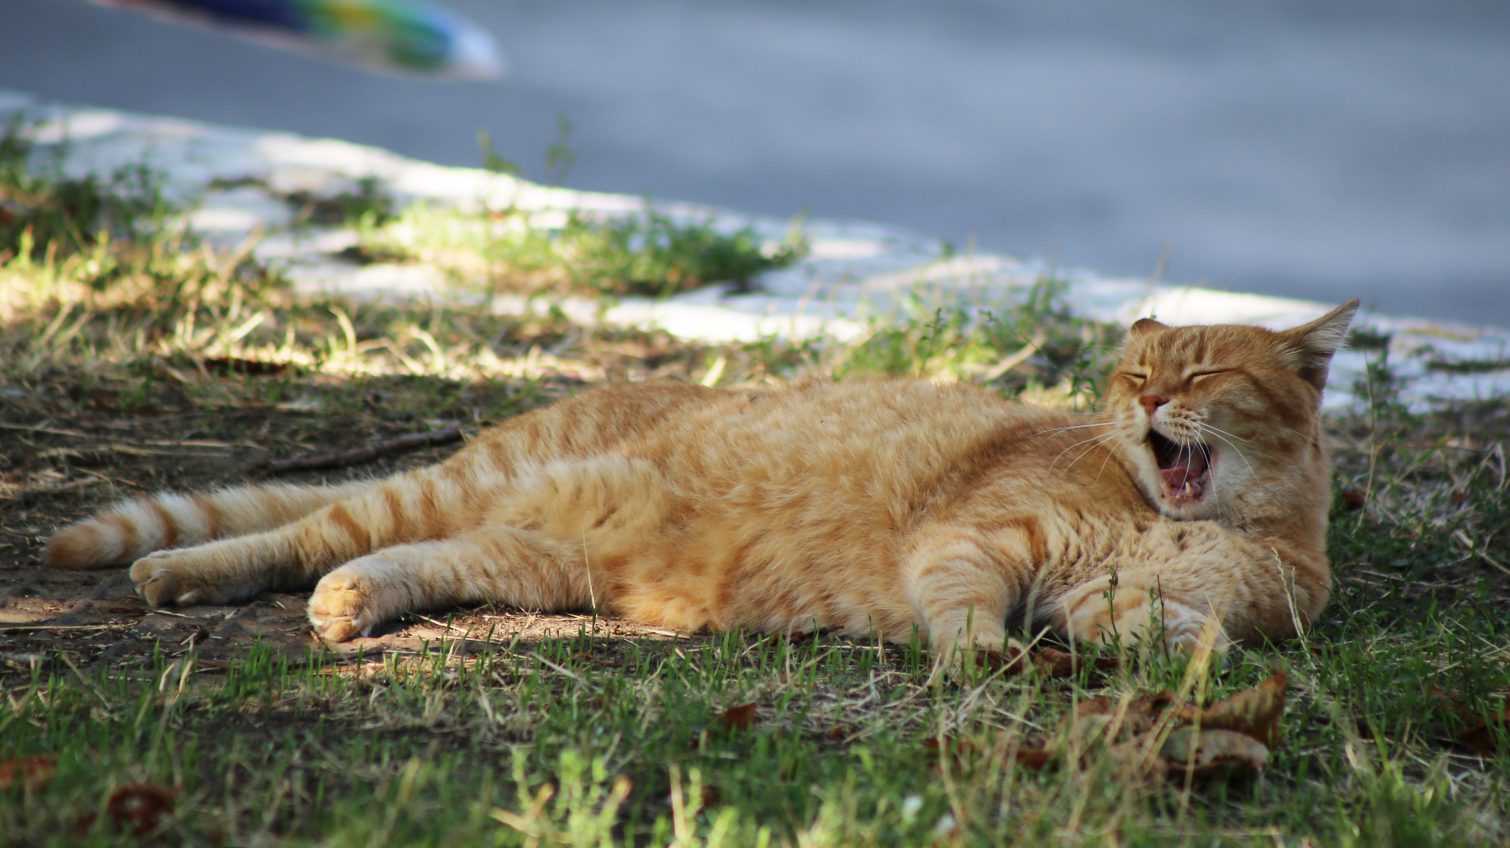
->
1158;449;1209;489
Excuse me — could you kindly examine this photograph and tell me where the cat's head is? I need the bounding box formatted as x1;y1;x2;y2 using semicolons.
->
1104;300;1359;521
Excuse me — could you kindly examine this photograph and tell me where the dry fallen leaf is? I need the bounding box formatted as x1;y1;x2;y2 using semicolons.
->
107;782;178;837
975;645;1029;675
715;702;757;732
1160;727;1271;780
0;755;56;790
74;782;179;839
1053;669;1288;782
1458;705;1509;754
923;735;979;772
973;644;1120;680
1177;669;1287;747
1032;646;1121;680
1012;746;1053;771
1070;692;1176;744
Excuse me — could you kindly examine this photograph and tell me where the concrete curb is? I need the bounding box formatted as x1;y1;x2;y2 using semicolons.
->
5;89;1506;410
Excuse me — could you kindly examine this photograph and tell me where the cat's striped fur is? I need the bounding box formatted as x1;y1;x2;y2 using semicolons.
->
46;301;1358;663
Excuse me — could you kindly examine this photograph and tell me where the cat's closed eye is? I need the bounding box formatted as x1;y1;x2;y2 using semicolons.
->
1185;369;1232;383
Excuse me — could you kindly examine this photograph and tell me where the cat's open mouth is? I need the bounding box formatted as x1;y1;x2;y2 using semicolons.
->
1147;430;1211;506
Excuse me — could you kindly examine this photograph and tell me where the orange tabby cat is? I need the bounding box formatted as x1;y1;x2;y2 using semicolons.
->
45;301;1358;665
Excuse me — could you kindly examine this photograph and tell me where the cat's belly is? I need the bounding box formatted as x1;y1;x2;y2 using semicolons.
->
598;509;919;639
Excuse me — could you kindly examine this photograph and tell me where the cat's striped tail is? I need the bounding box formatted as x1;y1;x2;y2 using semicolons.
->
44;480;376;569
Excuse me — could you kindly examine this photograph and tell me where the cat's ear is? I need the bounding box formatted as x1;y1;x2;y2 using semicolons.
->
1130;317;1167;336
1278;299;1360;390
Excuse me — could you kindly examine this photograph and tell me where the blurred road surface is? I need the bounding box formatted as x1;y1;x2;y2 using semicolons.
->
2;1;1507;324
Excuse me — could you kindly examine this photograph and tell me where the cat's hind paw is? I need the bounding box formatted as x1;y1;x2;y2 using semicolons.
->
308;572;379;642
129;550;239;607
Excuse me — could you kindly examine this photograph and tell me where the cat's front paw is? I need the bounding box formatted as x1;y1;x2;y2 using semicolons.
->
308;572;379;642
1061;576;1229;653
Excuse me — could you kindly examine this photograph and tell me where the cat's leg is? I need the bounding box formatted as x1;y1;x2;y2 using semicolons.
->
125;458;506;607
1059;529;1328;651
50;382;703;572
900;523;1029;672
306;527;583;641
71;383;707;600
45;480;376;569
126;447;675;610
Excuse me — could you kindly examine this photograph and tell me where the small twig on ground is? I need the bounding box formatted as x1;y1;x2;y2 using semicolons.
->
247;424;464;477
980;331;1047;382
0;421;94;439
0;623;132;632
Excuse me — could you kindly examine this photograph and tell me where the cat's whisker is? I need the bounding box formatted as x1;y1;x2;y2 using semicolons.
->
1091;435;1123;483
1199;421;1254;445
1048;431;1121;472
1198;424;1253;474
1048;432;1113;467
1063;440;1118;475
1035;421;1117;437
1215;417;1309;446
1060;432;1121;474
1196;440;1215;478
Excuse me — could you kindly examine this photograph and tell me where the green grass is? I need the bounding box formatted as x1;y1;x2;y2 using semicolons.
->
832;280;1122;404
0;116;171;265
351;203;808;299
5;618;1505;845
1;117;1507;846
286;174;398;229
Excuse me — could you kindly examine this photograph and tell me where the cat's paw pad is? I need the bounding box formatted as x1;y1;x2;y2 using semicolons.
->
308;573;377;642
129;551;212;607
1064;581;1228;653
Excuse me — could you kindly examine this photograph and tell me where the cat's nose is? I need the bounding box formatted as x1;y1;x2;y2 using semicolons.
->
1139;395;1169;418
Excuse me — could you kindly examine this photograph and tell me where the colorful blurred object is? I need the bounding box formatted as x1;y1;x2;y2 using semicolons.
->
92;0;503;79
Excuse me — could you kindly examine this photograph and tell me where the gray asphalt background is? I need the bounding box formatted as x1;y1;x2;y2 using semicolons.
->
2;1;1507;325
